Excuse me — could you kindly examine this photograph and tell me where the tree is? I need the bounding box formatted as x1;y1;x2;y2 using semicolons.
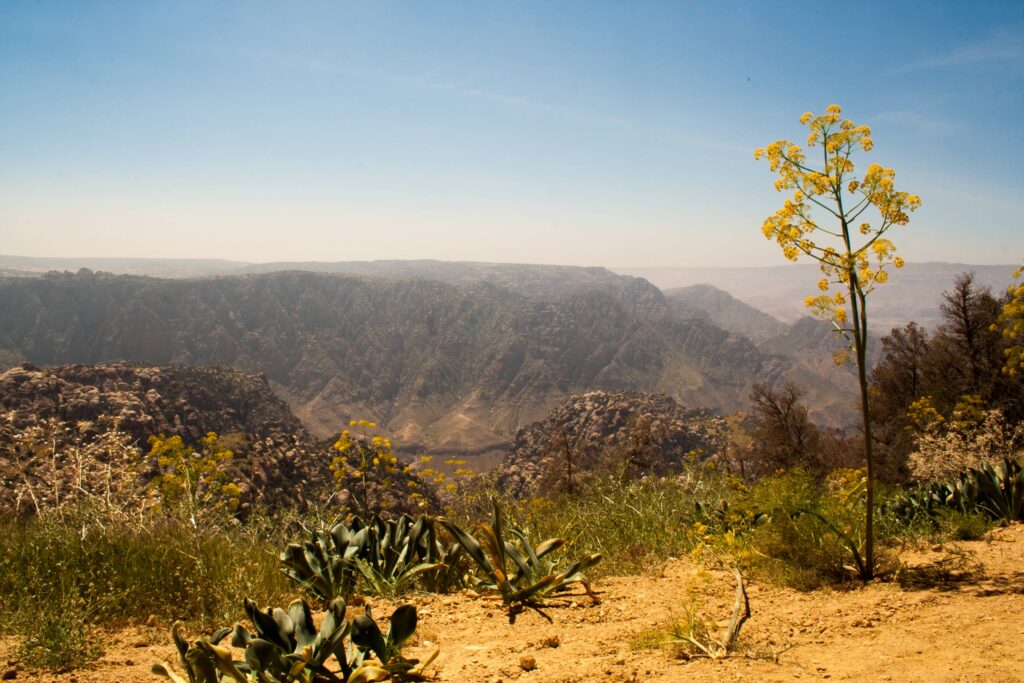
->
936;272;1002;398
540;426;583;494
870;274;1021;451
746;382;821;475
755;105;921;579
869;322;932;474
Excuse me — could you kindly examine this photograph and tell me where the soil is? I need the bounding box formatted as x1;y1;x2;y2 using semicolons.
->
4;524;1023;682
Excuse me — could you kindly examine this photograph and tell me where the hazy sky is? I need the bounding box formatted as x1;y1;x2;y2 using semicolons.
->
1;1;1022;267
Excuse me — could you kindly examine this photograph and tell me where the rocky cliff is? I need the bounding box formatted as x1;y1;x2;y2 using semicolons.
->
0;363;433;516
0;269;766;456
497;390;725;498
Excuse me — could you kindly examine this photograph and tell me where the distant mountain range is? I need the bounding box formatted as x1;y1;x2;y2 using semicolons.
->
0;260;876;459
617;263;1018;332
3;255;1014;333
5;255;1008;455
664;284;787;342
0;255;247;279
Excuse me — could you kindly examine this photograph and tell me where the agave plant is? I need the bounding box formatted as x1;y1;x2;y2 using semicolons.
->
418;521;467;594
354;516;445;599
152;622;241;683
439;500;602;622
231;597;356;681
283;514;458;600
973;457;1024;522
280;523;369;602
152;597;397;683
890;457;1024;524
150;598;432;679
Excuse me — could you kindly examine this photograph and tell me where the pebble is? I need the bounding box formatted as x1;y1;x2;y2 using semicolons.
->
519;655;537;671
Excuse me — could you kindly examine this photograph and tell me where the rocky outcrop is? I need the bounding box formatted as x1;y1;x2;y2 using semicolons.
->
0;362;302;444
0;363;433;516
497;390;725;498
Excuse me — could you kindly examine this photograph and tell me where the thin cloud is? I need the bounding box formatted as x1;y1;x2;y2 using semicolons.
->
872;110;960;134
245;49;747;155
893;32;1023;73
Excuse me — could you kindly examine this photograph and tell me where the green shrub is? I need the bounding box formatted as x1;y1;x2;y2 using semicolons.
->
714;468;874;590
935;508;992;541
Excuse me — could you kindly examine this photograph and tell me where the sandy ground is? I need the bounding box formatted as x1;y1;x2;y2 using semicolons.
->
4;524;1023;682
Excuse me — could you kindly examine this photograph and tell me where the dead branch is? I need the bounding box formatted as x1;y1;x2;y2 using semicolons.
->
721;567;751;653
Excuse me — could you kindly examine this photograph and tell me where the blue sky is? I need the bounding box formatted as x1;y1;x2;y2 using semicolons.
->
1;1;1022;267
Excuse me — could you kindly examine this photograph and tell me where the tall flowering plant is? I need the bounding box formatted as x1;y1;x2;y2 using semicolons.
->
755;105;921;578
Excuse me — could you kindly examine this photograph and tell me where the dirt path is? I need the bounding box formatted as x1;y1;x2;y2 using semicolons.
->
5;524;1023;682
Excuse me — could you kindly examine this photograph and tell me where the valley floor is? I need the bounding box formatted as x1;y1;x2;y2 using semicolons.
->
5;524;1023;682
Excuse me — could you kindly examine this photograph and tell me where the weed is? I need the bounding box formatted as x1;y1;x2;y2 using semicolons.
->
632;568;751;660
14;592;103;671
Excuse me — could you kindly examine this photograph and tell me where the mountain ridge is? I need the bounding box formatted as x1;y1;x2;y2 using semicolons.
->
0;268;769;455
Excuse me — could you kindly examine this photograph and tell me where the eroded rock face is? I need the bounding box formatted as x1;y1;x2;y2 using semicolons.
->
0;362;302;443
0;270;765;450
0;363;434;516
497;390;726;498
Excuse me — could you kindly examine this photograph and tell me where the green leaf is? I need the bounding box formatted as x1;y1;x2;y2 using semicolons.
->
244;597;295;652
151;662;188;683
230;623;251;648
504;542;532;582
184;641;220;683
491;499;508;580
244;638;285;674
198;642;247;683
533;537;566;560
507;574;559;604
171;622;189;666
351;609;387;664
288;600;317;649
209;627;232;646
387;604;417;647
438;518;492;574
347;664;390;683
477;525;507;587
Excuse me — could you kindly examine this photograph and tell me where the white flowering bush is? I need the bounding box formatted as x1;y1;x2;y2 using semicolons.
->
908;409;1024;484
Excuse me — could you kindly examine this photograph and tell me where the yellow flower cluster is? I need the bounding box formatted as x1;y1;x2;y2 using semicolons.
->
996;265;1024;376
804;292;848;325
412;453;477;501
146;432;241;514
754;105;921;330
329;418;404;515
